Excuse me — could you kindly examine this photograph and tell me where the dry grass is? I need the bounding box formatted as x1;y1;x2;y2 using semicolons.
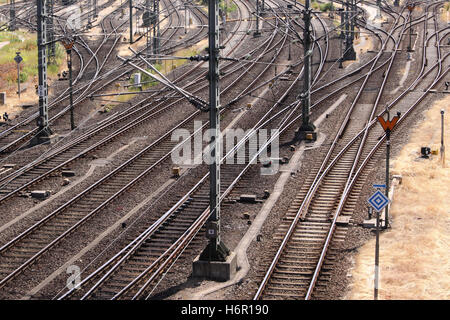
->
441;3;450;23
346;96;450;300
0;30;65;118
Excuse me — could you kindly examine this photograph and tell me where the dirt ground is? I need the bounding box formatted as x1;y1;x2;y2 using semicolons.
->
346;95;450;300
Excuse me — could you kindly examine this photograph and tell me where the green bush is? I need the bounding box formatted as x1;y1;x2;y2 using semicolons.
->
19;72;28;83
319;2;334;12
48;63;60;75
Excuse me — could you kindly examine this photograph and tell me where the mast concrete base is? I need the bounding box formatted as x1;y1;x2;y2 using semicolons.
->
193;251;237;282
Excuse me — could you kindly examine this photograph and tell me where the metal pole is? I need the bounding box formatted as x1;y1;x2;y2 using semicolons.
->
147;25;150;56
288;40;291;61
345;1;350;54
329;0;334;18
9;0;16;31
153;0;156;59
208;0;221;254
254;0;260;37
374;209;380;300
338;8;344;68
36;0;51;138
88;0;92;27
376;0;381;19
184;1;187;34
68;48;75;130
350;0;355;41
297;0;316;136
303;0;311;129
145;0;151;56
46;0;55;63
156;0;160;58
343;0;356;60
202;0;229;262
441;109;445;167
385;120;390;229
129;0;133;44
16;55;20;99
408;13;412;52
153;0;160;58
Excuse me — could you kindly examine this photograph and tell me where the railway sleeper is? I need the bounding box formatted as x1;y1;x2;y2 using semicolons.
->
54;213;87;222
167;212;202;219
143;237;177;245
284;244;331;252
268;273;314;281
162;221;195;229
0;250;34;260
106;276;138;287
304;211;333;218
310;203;337;210
120;264;156;274
291;230;330;237
269;279;312;286
282;252;325;260
20;236;53;245
287;233;328;242
125;256;161;266
304;216;331;223
264;288;309;297
160;225;192;232
67;206;99;213
42;220;74;229
277;224;331;232
313;194;340;202
0;264;17;274
275;264;315;272
266;283;311;292
278;259;321;267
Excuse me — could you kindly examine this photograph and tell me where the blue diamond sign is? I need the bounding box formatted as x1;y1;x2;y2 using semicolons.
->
368;190;389;212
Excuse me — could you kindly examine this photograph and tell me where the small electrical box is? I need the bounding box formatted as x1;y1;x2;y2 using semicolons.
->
421;147;431;158
206;221;219;239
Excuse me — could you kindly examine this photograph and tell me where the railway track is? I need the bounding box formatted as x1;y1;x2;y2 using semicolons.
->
52;0;333;299
0;0;446;301
0;0;301;296
0;0;208;156
0;0;128;154
0;0;253;207
3;0;209;180
0;0;380;300
254;0;449;300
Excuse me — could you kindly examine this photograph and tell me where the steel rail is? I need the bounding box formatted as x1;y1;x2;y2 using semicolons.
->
254;3;412;299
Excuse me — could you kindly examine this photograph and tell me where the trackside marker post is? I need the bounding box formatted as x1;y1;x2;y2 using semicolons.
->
370;111;400;300
441;109;445;167
61;38;76;130
367;188;389;300
377;111;400;229
14;52;22;99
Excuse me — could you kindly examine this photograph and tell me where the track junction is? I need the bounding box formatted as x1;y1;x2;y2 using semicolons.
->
0;0;447;300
